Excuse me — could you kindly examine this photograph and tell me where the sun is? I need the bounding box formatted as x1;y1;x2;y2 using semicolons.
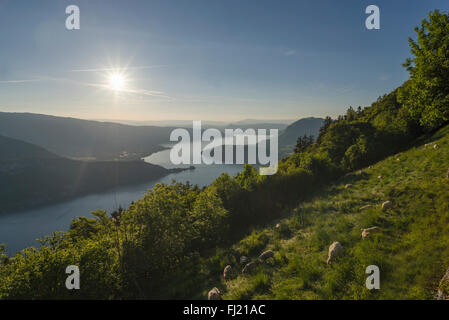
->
108;73;126;91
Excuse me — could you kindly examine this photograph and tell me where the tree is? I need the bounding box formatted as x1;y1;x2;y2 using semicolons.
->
398;10;449;130
294;134;314;153
316;116;333;144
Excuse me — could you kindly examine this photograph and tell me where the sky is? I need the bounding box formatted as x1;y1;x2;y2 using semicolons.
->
0;0;448;122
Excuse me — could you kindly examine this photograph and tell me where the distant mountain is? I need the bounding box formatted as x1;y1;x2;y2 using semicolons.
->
230;119;294;126
0;135;181;213
0;135;59;161
93;119;228;128
0;112;176;160
225;122;289;131
279;117;324;155
93;118;294;130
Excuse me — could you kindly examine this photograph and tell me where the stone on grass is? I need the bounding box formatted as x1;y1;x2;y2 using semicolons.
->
361;226;380;239
327;241;343;265
242;261;257;275
208;287;221;300
223;265;232;280
259;250;274;261
382;201;393;210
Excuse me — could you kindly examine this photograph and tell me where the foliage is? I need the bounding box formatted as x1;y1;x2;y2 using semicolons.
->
398;10;449;130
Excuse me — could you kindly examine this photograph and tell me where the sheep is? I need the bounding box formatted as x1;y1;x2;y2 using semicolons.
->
361;226;380;239
223;265;232;280
382;201;393;210
208;287;221;300
327;241;343;265
242;261;256;275
259;250;274;261
437;268;449;300
240;256;250;266
360;204;373;210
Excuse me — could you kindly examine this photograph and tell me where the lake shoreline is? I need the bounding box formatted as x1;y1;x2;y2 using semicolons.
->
0;160;192;216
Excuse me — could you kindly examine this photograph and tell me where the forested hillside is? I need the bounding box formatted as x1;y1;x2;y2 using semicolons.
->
1;10;449;300
0;135;177;213
0;112;174;160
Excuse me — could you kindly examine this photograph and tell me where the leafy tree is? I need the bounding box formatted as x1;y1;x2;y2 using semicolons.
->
316;116;333;144
294;134;314;153
398;10;449;130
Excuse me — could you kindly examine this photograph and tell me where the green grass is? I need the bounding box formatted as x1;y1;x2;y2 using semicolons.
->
195;125;449;300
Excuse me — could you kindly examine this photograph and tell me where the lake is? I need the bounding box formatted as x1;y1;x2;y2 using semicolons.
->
0;142;243;255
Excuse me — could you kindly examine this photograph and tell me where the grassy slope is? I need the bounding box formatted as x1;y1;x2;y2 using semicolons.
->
196;124;449;300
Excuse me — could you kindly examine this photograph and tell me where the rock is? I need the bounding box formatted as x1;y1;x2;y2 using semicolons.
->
437;268;449;300
434;144;440;150
345;184;352;189
360;204;373;210
208;287;221;300
275;223;281;229
242;261;256;274
361;226;380;239
382;201;393;210
327;241;343;265
378;175;382;179
396;158;400;162
223;265;232;280
240;256;250;266
259;250;274;261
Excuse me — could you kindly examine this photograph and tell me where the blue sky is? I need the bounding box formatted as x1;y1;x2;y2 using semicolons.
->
0;0;448;121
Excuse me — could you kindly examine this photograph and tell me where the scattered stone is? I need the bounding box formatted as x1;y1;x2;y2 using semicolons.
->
327;241;343;265
396;158;400;162
208;287;221;300
437;268;449;300
223;265;232;280
242;261;256;274
275;223;281;229
259;250;274;261
361;226;380;239
382;201;393;210
360;204;373;210
434;144;440;150
240;256;250;266
345;184;352;189
378;175;382;179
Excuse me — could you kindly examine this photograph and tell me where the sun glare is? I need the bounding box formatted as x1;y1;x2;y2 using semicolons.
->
108;73;126;91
